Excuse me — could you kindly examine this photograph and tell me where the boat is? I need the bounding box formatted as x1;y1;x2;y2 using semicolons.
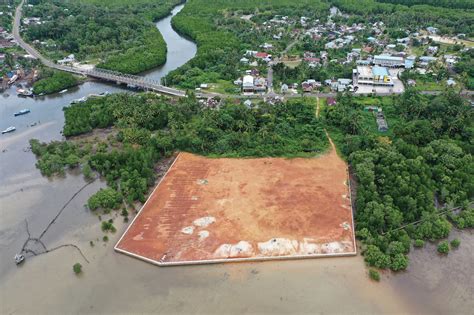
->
14;109;31;116
17;88;34;97
70;96;87;104
14;254;25;265
8;74;18;85
59;89;68;94
2;126;16;134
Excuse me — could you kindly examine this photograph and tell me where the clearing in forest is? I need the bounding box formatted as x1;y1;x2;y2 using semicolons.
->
115;147;356;266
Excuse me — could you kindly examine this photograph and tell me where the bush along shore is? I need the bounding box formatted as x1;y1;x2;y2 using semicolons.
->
32;69;82;95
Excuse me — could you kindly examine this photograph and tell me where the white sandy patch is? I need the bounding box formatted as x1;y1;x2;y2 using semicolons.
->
181;226;194;235
198;230;209;240
258;238;299;256
298;238;321;255
132;232;144;241
193;216;216;228
321;242;353;254
213;241;254;258
340;222;351;231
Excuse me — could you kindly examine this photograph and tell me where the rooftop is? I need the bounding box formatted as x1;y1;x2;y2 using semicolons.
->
372;66;389;77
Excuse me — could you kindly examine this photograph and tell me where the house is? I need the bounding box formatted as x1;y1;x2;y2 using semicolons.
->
302;81;313;92
404;55;416;69
255;52;269;59
364;106;379;112
200;83;209;89
427;46;438;55
242;75;254;93
280;83;289;94
407;79;416;86
373;54;404;67
244;99;252;108
419;56;437;67
254;77;267;93
446;78;456;86
240;57;249;64
245;50;258;57
324;79;333;86
376;111;388;132
261;43;273;50
353;66;393;87
396;37;410;44
426;27;438;34
337;78;352;92
327;97;337;106
57;54;75;65
444;55;458;67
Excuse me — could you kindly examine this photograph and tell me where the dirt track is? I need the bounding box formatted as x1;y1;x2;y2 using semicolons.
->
116;147;355;265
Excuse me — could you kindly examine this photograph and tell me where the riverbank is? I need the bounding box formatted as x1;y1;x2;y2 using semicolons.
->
19;0;184;75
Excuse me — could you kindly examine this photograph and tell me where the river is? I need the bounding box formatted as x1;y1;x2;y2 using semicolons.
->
1;3;473;314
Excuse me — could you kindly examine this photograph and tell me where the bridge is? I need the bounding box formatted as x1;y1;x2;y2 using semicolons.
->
13;0;195;98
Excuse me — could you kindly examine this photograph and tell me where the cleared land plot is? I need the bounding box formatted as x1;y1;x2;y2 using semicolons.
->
115;149;356;266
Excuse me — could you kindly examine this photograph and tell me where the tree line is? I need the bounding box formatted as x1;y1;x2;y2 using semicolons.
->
32;93;327;210
23;0;181;74
324;90;473;271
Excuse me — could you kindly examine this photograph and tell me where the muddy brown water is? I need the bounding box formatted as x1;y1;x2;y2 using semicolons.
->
1;3;473;314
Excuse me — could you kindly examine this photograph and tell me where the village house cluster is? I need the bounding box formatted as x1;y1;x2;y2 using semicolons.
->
228;4;472;96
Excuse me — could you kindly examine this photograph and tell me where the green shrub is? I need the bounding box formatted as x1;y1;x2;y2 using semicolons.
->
88;188;123;211
103;235;109;242
364;245;391;269
101;221;116;233
413;239;425;248
368;269;380;281
390;254;409;271
73;263;82;274
437;241;450;254
450;239;461;248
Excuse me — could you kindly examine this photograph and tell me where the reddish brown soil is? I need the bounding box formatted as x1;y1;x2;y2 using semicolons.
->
115;145;355;265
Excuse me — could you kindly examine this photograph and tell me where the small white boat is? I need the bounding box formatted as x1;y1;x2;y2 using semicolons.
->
59;89;68;94
2;126;16;134
17;88;34;97
70;96;87;104
8;75;18;85
14;254;25;265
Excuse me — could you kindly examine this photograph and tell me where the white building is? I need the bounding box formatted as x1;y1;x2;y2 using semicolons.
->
353;66;394;87
373;54;404;67
242;75;254;93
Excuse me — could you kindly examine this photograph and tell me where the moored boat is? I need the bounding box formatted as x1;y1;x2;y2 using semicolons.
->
59;89;68;94
14;109;31;116
2;126;16;134
14;254;25;265
17;88;34;97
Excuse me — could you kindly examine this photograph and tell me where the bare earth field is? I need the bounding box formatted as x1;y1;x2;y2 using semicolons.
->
115;148;356;265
